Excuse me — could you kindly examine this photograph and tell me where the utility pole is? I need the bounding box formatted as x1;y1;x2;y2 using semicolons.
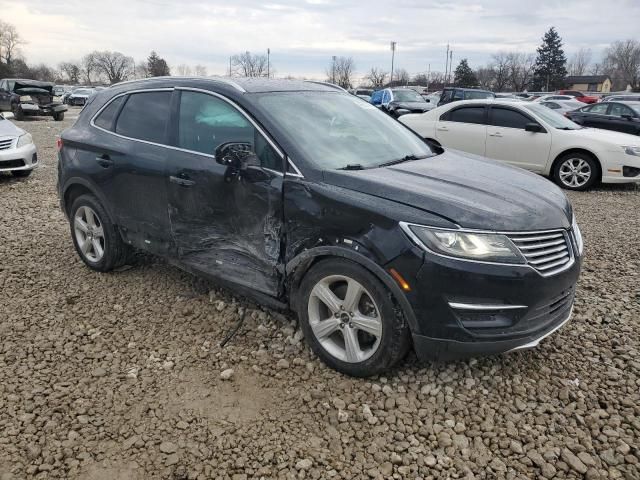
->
445;43;449;86
267;48;270;78
427;63;430;92
229;56;232;77
449;50;453;85
332;55;337;84
390;41;396;86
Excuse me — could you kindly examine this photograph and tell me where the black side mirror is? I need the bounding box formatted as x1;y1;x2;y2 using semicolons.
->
621;113;633;120
215;142;258;170
525;122;543;133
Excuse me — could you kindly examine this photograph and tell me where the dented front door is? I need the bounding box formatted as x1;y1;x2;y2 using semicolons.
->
166;89;284;296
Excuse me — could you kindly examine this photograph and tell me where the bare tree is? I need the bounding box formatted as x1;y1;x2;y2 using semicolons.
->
193;64;207;77
91;51;135;84
568;48;592;76
81;53;98;85
393;68;410;86
58;61;81;83
490;52;511;91
0;21;24;66
364;67;388;88
174;64;192;76
475;66;496;90
603;39;640;90
324;56;355;89
29;63;56;82
506;52;535;91
232;52;269;77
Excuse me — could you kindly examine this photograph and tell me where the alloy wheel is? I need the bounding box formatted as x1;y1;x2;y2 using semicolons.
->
307;275;383;363
74;206;105;262
558;158;592;188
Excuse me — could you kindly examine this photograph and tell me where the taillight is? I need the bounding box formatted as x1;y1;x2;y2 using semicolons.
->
56;137;63;151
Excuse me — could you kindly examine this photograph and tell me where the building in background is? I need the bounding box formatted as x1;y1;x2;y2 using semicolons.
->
565;75;612;93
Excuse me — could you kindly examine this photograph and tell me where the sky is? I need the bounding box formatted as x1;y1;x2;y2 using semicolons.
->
3;0;640;83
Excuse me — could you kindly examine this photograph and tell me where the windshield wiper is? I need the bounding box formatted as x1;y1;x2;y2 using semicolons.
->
339;164;366;170
377;154;430;168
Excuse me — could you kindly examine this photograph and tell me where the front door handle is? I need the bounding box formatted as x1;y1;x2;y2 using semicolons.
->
169;175;196;187
488;132;503;137
95;154;113;168
437;126;449;131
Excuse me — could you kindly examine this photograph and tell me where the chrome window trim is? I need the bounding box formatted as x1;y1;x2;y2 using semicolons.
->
89;86;304;178
399;221;576;277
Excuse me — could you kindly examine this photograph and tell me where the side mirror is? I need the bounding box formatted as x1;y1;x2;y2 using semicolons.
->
621;113;633;120
525;122;543;133
215;142;259;170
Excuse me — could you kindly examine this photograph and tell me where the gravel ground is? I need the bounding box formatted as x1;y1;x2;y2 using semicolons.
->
1;110;639;480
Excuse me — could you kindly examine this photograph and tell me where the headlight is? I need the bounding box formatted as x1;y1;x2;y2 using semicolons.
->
572;215;584;256
402;224;525;264
622;145;640;156
17;133;33;148
19;95;32;102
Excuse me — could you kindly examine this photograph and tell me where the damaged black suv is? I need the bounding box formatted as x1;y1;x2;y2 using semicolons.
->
0;78;67;121
58;77;583;377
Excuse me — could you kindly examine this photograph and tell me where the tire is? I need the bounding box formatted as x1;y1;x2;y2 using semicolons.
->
11;104;23;121
12;169;32;177
53;112;64;121
69;194;131;272
552;152;599;191
297;258;411;377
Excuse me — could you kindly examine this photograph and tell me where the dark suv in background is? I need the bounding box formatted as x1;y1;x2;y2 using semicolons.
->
438;87;495;106
0;78;67;121
58;77;582;377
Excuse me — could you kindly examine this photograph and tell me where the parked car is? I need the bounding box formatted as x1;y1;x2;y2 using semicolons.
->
53;85;66;97
565;101;640;136
351;88;373;101
601;94;640;103
557;90;599;104
67;88;95;106
58;77;583;377
370;88;434;117
539;100;585;115
0;112;38;177
438;87;495;106
0;78;67;121
400;99;640;190
533;95;575;103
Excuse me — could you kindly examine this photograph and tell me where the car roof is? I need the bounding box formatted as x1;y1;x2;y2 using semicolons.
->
111;76;343;94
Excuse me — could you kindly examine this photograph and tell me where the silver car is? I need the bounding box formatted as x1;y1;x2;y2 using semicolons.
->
0;112;38;177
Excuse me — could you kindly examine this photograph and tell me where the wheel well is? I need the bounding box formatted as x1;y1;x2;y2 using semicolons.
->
551;149;602;181
63;184;93;216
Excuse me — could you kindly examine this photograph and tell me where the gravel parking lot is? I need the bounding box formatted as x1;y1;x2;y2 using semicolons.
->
1;110;639;480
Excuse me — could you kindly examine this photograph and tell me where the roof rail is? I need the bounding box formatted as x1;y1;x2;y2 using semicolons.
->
110;76;246;93
303;80;347;93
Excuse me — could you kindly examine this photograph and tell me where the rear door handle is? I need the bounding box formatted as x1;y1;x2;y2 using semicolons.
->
95;154;113;168
437;126;449;131
169;175;196;187
488;132;503;137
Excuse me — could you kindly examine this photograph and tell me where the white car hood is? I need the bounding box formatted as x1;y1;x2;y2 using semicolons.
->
0;118;23;138
566;127;640;147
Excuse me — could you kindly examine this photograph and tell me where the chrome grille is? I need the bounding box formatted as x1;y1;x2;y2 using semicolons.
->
507;230;572;276
0;138;13;150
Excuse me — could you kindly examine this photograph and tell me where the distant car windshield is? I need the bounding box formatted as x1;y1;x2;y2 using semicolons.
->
256;92;433;170
523;103;582;130
465;90;495;100
392;89;424;102
356;90;372;96
74;89;93;95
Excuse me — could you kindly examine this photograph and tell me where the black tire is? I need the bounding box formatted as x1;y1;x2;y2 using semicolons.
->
12;169;32;177
11;104;23;121
297;258;411;377
53;112;64;121
552;152;599;191
69;194;131;272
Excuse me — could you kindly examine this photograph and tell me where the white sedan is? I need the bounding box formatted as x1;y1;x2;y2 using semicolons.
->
0;112;38;177
400;100;640;190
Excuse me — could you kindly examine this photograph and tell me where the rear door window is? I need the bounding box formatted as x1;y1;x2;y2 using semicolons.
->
94;96;126;131
443;106;486;124
609;103;634;118
115;91;172;143
489;107;533;129
584;104;608;115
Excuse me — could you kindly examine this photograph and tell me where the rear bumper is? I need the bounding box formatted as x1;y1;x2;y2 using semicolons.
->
412;306;573;361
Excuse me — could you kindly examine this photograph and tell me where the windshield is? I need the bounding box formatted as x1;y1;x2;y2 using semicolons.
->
466;90;495;100
523;103;583;130
392;89;424;102
75;89;93;95
256;92;433;170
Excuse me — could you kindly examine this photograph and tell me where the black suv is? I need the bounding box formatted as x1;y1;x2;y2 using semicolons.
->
58;77;582;377
0;78;67;121
438;87;495;106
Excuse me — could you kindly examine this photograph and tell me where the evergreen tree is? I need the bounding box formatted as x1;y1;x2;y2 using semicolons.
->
453;59;478;88
533;27;567;91
147;51;170;77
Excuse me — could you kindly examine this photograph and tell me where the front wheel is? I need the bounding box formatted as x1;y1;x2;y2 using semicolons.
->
297;258;410;377
11;104;23;121
53;112;64;121
552;153;599;191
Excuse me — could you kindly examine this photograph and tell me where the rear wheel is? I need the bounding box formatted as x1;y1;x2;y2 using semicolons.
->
552;153;599;191
69;194;131;272
297;258;410;377
12;169;32;177
53;112;64;121
11;104;23;121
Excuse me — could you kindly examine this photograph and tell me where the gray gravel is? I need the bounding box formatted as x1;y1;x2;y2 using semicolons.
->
1;110;639;479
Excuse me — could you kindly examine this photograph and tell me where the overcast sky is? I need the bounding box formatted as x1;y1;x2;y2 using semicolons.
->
4;0;640;81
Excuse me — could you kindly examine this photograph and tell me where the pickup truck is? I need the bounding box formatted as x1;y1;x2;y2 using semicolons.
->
0;78;68;121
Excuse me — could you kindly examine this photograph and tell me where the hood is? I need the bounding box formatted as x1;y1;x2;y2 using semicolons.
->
322;150;572;231
0;117;24;137
12;80;54;94
568;127;640;146
391;101;430;111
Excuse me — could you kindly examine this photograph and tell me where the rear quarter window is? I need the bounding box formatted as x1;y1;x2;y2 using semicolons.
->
115;91;172;144
93;96;126;131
